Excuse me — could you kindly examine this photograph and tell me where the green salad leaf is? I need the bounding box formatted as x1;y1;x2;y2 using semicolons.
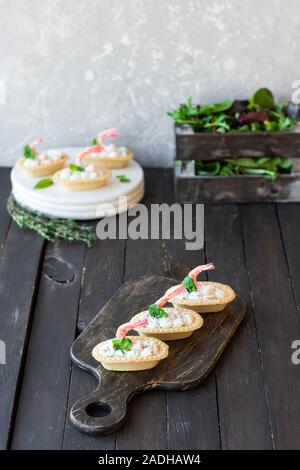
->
167;89;296;133
195;156;293;181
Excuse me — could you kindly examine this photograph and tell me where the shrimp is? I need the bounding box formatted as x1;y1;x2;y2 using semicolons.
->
155;263;216;307
155;284;186;308
76;145;102;166
29;138;43;155
116;318;149;339
97;129;119;149
188;263;215;282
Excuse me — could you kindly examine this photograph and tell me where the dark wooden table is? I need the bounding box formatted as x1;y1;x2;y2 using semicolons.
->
1;167;300;450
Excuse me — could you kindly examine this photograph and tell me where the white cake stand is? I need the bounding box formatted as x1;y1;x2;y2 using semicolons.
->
11;147;145;220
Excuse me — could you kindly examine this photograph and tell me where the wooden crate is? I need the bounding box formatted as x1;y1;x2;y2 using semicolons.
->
175;126;300;203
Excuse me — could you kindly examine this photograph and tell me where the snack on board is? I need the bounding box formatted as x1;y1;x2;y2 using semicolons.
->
166;264;236;313
130;305;203;341
76;129;134;169
54;163;111;191
18;139;69;177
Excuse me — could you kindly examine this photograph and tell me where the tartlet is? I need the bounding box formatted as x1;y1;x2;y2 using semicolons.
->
77;129;134;169
130;307;203;341
168;281;236;313
18;153;69;177
92;336;169;371
82;150;134;170
54;164;111;191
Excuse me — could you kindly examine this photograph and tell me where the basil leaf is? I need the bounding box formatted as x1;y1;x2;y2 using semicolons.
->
121;338;132;350
69;163;85;172
23;145;36;160
117;175;131;183
148;304;168;319
34;178;54;190
112;338;132;351
182;276;196;293
92;138;99;145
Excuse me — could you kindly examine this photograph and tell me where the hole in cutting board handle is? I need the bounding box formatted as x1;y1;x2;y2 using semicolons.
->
86;401;112;418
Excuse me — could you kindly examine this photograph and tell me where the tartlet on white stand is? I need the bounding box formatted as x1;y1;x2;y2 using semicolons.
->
11;147;145;220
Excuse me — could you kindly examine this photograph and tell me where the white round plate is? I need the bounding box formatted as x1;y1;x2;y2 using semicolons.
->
11;147;145;220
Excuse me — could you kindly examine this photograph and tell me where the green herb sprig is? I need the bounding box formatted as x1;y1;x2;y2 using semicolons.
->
182;276;197;293
23;145;36;160
112;337;133;352
117;175;131;183
148;304;168;319
7;194;96;247
34;178;54;190
69;163;85;172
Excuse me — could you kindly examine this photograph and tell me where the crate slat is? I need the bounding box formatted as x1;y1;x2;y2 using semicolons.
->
176;174;300;203
176;131;300;161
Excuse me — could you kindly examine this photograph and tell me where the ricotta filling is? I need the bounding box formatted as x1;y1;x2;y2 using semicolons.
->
175;284;226;302
24;150;65;167
98;338;159;359
140;308;194;329
89;144;129;159
58;164;101;182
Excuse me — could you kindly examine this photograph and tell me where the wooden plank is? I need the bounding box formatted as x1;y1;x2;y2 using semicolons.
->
176;174;300;203
0;223;44;449
176;131;300;160
158;176;221;450
240;204;300;449
205;204;273;449
0;168;12;255
63;236;125;450
277;204;300;317
10;240;85;450
116;169;167;450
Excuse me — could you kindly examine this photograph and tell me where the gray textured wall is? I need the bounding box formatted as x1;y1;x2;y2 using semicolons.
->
0;0;299;167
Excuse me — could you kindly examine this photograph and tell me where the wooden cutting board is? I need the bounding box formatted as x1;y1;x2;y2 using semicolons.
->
70;275;245;435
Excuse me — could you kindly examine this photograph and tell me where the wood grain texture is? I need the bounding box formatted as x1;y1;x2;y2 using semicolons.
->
10;240;85;450
116;169;169;450
0;168;11;256
63;235;125;450
161;174;221;450
205;204;273;449
177;174;300;203
277;204;300;320
0;223;44;449
176;131;300;161
70;275;245;435
240;204;300;449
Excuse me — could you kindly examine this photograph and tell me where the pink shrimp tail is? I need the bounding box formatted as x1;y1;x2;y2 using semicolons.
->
29;138;43;153
116;318;148;338
155;284;185;307
76;145;102;165
188;263;215;281
97;129;119;149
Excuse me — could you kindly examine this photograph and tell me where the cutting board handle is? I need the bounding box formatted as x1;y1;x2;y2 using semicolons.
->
70;384;129;435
